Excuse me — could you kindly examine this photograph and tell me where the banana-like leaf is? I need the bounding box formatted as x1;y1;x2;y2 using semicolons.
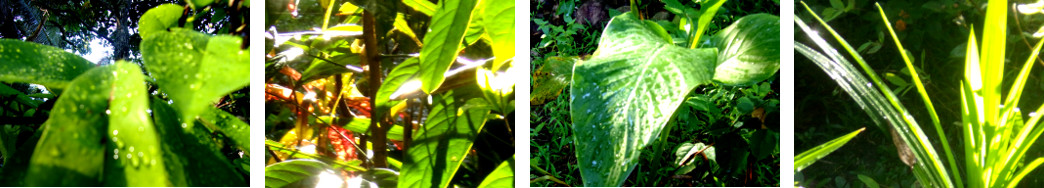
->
795;127;864;171
477;156;514;188
138;4;183;39
418;0;478;93
571;12;717;186
26;62;170;186
711;14;781;86
141;28;249;129
265;159;333;188
0;39;94;89
399;93;491;188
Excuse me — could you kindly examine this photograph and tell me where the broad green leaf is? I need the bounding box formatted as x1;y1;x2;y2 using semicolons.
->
26;62;168;186
375;57;420;117
299;53;362;84
399;93;491;188
198;107;251;153
571;12;717;187
480;0;514;70
103;62;171;186
401;0;436;16
151;98;247;186
711;14;780;85
142;28;249;128
795;127;864;171
530;56;576;105
265;159;332;188
265;140;366;172
477;156;514;188
418;0;479;94
0;39;94;89
344;117;406;141
138;4;183;39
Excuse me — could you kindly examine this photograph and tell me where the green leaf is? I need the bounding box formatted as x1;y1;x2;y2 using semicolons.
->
0;39;94;89
27;62;170;186
399;93;491;188
571;12;717;187
189;0;214;10
265;159;332;188
0;84;40;108
711;14;781;86
138;4;183;39
197;107;250;153
151;98;247;186
857;174;881;188
299;53;362;84
102;62;171;186
343;117;406;141
402;0;436;16
477;156;514;188
795;127;865;171
479;0;514;70
690;0;727;48
418;0;479;94
375;57;420;117
530;56;576;105
673;142;716;175
141;28;249;128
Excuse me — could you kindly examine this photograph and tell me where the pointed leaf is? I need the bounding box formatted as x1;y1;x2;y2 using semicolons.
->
138;4;183;39
103;62;172;186
419;0;479;93
795;128;865;171
571;12;717;187
711;14;781;85
477;156;514;188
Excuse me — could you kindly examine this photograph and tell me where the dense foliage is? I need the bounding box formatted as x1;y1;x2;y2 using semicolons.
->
263;0;515;187
0;0;249;186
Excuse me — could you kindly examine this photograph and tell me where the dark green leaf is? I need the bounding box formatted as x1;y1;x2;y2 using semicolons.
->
571;12;717;186
419;0;479;93
0;39;94;89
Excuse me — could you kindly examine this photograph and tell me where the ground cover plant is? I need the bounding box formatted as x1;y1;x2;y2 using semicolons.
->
530;0;781;186
0;0;250;186
263;0;514;187
797;0;1044;187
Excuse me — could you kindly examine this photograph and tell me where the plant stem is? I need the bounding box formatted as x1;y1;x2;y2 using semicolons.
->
363;10;387;168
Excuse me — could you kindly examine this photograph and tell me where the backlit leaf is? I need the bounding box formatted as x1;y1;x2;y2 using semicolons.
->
138;4;183;39
418;0;479;94
480;0;514;70
0;39;94;89
399;93;491;188
265;159;332;188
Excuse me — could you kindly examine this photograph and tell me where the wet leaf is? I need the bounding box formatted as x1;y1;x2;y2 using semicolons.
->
399;93;491;188
138;4;183;39
198;107;250;153
570;12;717;187
418;0;479;94
102;62;172;186
142;28;249;128
151;98;247;186
710;14;781;85
0;39;94;89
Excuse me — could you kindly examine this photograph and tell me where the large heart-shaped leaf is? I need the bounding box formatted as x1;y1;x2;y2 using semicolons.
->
26;62;169;186
141;28;249;128
0;39;94;89
399;93;491;188
418;0;478;94
570;12;718;186
710;13;780;85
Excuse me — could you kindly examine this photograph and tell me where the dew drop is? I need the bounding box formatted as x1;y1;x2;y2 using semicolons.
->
1031;112;1039;117
129;146;135;152
105;109;111;115
114;149;119;154
113;130;118;136
114;154;119;160
138;152;143;158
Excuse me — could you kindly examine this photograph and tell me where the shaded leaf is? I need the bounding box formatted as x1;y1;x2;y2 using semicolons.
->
795;127;865;171
399;93;491;188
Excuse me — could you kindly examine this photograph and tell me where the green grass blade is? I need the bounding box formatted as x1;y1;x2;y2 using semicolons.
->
875;4;961;187
1000;39;1044;126
795;127;865;171
981;0;1007;127
1008;158;1044;188
688;0;727;49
